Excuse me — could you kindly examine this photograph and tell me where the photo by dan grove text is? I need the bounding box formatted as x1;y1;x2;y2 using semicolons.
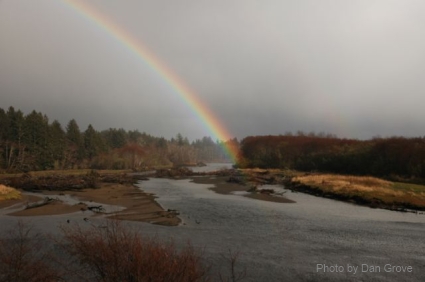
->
316;264;413;274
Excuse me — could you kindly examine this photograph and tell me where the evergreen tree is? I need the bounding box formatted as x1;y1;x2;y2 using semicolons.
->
102;128;127;149
49;120;66;168
84;124;102;160
0;108;7;168
128;130;142;143
23;110;51;169
5;107;25;170
66;119;83;146
65;119;84;167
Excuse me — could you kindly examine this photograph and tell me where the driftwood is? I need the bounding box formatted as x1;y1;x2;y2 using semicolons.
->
25;197;56;210
167;209;180;215
87;205;105;213
227;176;245;184
259;188;275;195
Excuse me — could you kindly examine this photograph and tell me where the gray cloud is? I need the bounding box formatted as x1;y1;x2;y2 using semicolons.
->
1;0;425;140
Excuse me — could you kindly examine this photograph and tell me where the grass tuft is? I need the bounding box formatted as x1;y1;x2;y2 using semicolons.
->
0;185;21;201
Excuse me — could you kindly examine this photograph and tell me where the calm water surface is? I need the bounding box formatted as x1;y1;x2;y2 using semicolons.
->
136;164;425;282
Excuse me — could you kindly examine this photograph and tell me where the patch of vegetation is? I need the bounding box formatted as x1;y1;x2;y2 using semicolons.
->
291;174;425;211
0;169;131;180
237;135;425;185
0;221;247;282
391;182;425;193
0;170;136;192
0;221;60;282
0;184;21;201
59;220;209;282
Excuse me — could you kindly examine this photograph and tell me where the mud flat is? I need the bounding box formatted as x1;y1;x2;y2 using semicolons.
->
192;175;295;203
0;173;180;226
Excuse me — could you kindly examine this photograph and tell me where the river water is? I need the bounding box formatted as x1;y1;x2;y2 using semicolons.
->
1;164;424;281
134;163;425;281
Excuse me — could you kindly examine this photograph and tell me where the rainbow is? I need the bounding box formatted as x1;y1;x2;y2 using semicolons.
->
62;0;237;162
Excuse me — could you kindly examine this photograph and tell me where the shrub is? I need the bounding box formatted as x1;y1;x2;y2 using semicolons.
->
0;221;244;282
59;220;209;282
0;221;62;282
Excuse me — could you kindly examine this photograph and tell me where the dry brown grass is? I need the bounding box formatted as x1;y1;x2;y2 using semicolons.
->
294;174;394;193
0;169;132;180
292;173;425;208
0;184;21;201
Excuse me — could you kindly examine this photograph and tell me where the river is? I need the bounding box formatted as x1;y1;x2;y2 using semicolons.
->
134;163;425;281
1;163;424;281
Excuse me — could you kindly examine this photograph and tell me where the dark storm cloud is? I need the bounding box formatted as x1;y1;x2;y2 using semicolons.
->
1;0;425;140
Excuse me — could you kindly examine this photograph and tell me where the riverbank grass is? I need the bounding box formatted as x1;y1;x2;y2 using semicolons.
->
0;169;132;180
0;184;21;201
292;174;425;210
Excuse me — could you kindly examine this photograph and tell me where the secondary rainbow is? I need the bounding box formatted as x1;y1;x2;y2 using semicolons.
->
62;0;237;162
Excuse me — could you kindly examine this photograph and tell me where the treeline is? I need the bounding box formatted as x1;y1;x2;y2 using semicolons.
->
0;106;232;172
237;134;425;181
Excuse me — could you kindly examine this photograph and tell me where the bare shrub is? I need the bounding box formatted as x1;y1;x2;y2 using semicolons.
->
59;220;209;282
218;249;247;282
0;221;62;282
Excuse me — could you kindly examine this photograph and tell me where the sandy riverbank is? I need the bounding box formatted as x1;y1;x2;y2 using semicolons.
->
0;194;42;210
191;175;295;203
0;172;295;226
0;182;180;226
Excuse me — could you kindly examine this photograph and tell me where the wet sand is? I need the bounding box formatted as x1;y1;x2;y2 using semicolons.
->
0;194;42;209
10;201;87;216
191;175;295;203
0;174;293;225
0;182;180;226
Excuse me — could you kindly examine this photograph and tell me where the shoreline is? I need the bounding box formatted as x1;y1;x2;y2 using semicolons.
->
3;167;421;225
285;179;425;213
0;173;295;229
0;181;180;226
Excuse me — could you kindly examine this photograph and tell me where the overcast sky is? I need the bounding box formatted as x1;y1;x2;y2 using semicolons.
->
1;0;425;141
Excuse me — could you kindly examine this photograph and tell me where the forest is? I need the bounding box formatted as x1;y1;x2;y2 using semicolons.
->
237;134;425;182
0;106;233;172
3;105;425;183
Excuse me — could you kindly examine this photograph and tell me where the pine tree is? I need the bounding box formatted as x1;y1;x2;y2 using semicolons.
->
49;120;66;169
65;119;84;168
5;107;25;170
84;124;101;160
23;110;51;169
102;128;127;149
0;108;7;168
